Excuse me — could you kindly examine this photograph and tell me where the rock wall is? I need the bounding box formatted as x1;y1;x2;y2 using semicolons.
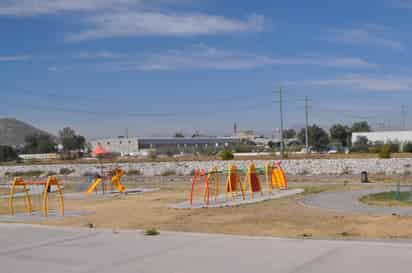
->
2;158;412;177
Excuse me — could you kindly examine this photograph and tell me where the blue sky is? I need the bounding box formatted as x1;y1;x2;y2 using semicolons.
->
1;0;412;138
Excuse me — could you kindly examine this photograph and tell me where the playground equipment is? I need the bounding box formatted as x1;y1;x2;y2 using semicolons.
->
266;162;288;192
85;168;126;195
190;161;288;208
225;164;245;200
9;176;64;217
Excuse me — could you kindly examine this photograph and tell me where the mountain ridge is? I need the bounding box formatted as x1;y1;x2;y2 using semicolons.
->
0;118;54;147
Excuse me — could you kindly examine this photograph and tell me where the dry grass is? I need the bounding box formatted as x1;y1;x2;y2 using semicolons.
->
3;175;412;240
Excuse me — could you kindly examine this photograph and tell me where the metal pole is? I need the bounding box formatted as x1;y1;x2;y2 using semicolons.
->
402;105;407;130
305;96;309;153
279;88;285;158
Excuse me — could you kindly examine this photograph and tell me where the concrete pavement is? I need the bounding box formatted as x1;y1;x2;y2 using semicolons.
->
170;188;304;209
303;188;412;216
1;224;412;273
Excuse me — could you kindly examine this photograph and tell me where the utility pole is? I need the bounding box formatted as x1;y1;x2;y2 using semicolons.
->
304;96;309;153
276;88;285;158
125;128;130;156
402;105;407;130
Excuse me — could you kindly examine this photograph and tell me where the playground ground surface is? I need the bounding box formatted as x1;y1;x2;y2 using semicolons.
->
3;174;412;240
2;223;412;273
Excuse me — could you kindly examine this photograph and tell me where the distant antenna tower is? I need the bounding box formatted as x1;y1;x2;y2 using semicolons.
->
234;122;238;136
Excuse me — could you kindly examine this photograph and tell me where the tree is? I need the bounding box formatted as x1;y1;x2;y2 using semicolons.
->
174;132;184;138
330;124;351;147
351;121;371;133
0;146;18;162
298;124;329;151
351;136;369;153
59;127;76;138
220;149;234;160
282;129;297;139
59;127;85;151
23;134;56;154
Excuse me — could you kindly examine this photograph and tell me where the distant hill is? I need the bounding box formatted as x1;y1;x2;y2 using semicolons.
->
0;118;54;147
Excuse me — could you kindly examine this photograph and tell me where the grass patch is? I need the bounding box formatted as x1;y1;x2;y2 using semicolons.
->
301;185;343;196
144;228;160;236
360;191;412;207
160;170;176;176
5;170;44;177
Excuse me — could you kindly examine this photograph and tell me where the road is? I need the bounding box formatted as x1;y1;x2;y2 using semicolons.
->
1;223;412;273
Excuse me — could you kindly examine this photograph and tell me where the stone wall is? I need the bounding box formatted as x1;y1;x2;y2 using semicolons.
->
1;158;412;177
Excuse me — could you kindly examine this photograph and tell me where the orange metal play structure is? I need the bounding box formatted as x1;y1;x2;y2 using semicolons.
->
9;176;64;217
85;168;126;195
190;161;288;207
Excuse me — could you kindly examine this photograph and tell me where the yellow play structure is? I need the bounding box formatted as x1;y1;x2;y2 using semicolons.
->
9;176;64;217
85;168;126;195
190;161;288;207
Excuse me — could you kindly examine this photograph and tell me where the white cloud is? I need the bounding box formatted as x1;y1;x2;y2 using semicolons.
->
290;74;412;91
65;12;265;41
0;0;142;16
82;45;376;71
75;51;121;59
0;1;266;41
327;27;404;50
0;55;30;61
392;0;412;8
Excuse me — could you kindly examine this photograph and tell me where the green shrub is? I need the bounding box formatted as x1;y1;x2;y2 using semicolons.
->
0;145;18;162
403;142;412;153
59;168;75;175
389;143;400;153
219;149;234;160
233;144;254;153
161;170;176;176
83;171;100;177
351;136;370;153
148;150;157;160
126;169;142;176
144;228;160;236
378;144;392;159
45;171;57;176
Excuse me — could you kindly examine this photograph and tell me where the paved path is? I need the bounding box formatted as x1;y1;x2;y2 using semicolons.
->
170;189;304;209
2;224;412;273
303;187;412;216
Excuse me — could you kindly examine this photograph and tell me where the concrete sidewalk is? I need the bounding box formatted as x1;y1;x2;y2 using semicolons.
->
1;224;412;273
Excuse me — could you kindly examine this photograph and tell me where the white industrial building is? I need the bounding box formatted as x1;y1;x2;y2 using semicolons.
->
90;136;241;156
352;130;412;144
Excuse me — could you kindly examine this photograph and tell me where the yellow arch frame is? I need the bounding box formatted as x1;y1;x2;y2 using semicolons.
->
9;176;64;217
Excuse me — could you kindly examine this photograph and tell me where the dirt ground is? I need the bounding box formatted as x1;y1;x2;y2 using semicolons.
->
3;175;412;240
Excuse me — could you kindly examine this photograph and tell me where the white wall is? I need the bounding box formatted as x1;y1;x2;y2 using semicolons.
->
352;131;412;144
90;137;140;156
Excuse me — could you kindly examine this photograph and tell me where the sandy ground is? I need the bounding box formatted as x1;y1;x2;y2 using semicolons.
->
3;175;412;240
